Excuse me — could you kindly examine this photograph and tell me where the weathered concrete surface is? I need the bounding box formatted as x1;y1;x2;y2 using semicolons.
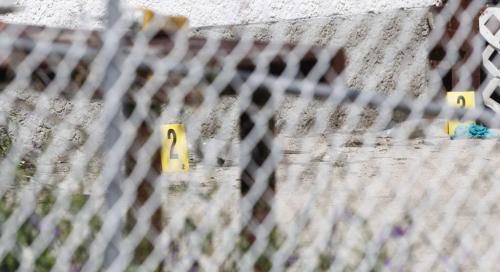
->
0;8;435;171
0;0;439;29
0;88;102;189
191;8;432;136
192;8;431;92
126;0;439;27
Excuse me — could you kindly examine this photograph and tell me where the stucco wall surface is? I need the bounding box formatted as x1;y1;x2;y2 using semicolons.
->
129;0;440;27
192;8;432;135
0;1;437;191
0;0;440;28
0;2;435;140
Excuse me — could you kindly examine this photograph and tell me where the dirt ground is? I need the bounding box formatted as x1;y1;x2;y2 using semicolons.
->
159;119;500;270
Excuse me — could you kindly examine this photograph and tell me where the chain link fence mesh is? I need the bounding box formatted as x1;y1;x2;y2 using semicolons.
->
0;0;500;271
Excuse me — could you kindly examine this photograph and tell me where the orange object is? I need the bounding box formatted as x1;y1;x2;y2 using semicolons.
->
141;8;189;31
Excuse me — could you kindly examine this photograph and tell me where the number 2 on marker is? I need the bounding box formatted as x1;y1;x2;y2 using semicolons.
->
445;91;476;135
457;96;466;108
167;129;179;160
161;124;189;172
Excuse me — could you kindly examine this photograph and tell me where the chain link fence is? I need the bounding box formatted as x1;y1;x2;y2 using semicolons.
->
0;0;500;271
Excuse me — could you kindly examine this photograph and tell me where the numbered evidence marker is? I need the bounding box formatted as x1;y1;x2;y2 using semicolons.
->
445;91;476;135
141;8;189;31
161;124;190;172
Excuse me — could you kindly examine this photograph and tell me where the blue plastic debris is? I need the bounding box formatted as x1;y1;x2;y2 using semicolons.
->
451;124;498;139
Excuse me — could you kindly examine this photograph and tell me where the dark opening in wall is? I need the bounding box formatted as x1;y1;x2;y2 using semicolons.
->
490;85;500;104
429;0;488;93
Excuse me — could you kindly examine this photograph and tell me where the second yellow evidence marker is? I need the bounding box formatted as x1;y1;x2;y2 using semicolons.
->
445;91;476;135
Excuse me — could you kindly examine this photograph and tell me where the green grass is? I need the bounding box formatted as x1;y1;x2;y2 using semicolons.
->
0;192;96;271
0;127;11;158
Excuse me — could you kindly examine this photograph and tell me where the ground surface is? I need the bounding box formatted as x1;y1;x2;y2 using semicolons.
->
158;120;500;270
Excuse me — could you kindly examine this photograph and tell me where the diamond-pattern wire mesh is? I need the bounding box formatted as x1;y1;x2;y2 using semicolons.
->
0;0;500;271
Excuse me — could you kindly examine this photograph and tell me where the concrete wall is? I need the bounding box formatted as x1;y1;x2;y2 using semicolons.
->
0;1;437;192
0;0;440;28
0;0;106;29
0;1;437;151
127;0;440;27
0;1;436;139
192;8;432;135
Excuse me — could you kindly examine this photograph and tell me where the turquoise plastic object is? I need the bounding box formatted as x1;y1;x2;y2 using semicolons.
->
451;124;497;139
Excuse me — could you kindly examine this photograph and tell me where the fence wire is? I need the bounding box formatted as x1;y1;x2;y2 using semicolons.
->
1;0;500;271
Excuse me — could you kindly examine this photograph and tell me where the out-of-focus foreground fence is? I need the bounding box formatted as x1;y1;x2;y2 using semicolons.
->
1;0;500;271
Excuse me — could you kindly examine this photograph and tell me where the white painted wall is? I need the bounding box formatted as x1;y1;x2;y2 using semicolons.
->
130;0;441;27
0;0;106;29
0;0;441;29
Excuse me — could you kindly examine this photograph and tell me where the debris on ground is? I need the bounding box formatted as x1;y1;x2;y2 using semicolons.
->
451;124;500;140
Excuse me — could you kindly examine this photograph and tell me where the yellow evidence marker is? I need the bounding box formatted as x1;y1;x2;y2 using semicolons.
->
445;91;476;135
139;9;188;82
161;124;190;172
141;8;189;31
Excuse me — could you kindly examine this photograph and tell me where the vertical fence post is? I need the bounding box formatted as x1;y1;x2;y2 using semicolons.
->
103;0;123;268
239;86;276;270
